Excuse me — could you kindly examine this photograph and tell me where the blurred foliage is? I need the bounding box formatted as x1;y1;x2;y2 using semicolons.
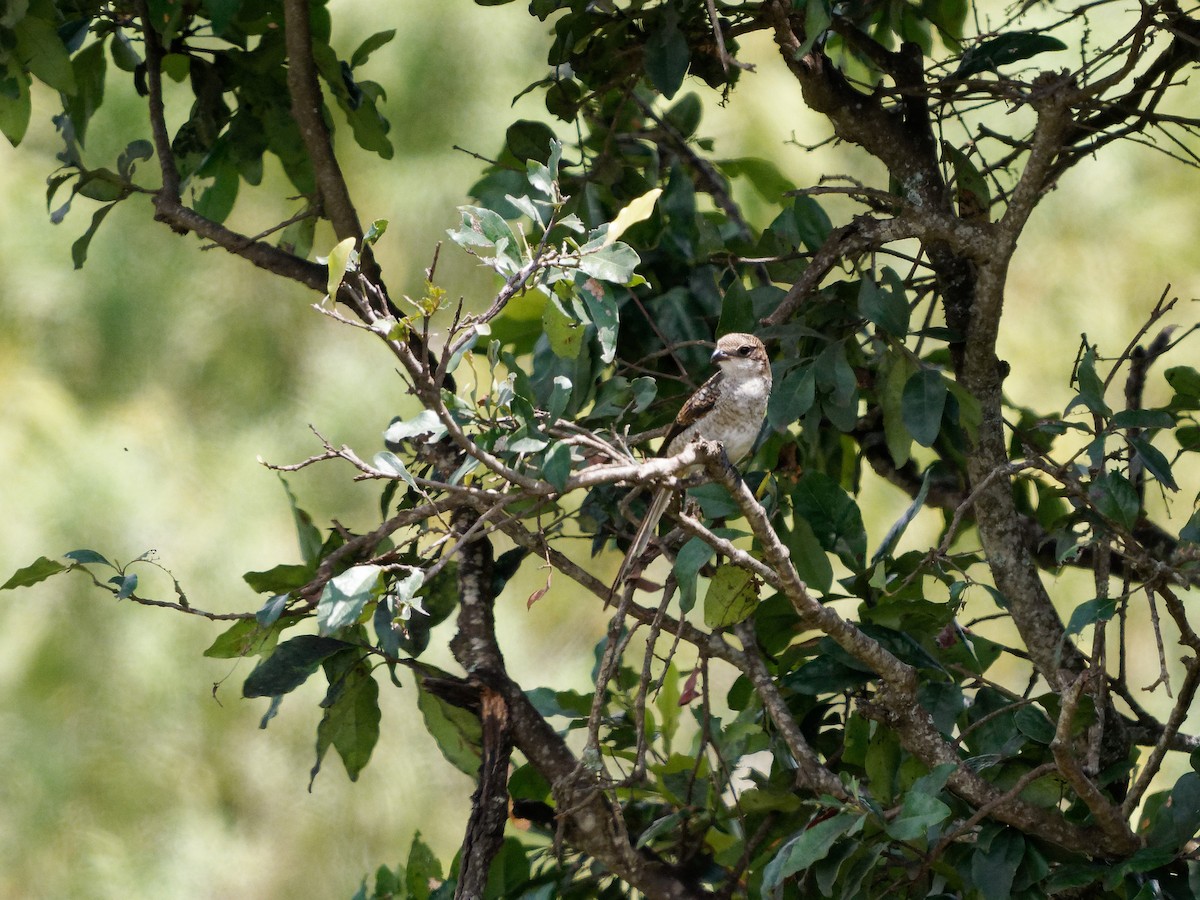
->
3;0;1200;898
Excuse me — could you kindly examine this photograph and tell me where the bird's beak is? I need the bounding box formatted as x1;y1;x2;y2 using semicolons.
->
711;347;729;364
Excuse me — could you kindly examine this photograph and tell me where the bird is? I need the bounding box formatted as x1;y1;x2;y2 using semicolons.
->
609;332;772;599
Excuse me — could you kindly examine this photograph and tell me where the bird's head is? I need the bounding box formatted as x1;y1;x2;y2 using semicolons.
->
710;333;768;375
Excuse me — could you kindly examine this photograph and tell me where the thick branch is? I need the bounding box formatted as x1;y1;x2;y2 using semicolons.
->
281;0;366;249
447;508;710;900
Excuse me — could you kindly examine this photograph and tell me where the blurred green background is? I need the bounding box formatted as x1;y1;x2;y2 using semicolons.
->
1;3;1199;898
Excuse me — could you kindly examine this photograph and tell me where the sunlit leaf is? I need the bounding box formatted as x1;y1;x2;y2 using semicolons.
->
317;564;383;635
703;564;759;629
603;188;662;246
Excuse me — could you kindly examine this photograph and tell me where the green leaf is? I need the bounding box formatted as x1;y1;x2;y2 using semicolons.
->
888;789;953;841
1067;347;1112;417
1166;366;1200;400
644;15;689;99
317;564;383;635
768;365;815;429
674;536;717;614
703;564;759;629
405;832;442;900
716;157;796;202
203;617;280;659
506;119;556;163
762;811;863;891
416;682;483;775
902;369;947;447
1130;435;1178;491
350;29;396;68
0;70;31;146
541;441;573;492
956;31;1067;77
542;292;586;359
943;141;991;215
792;473;867;567
578;241;640;284
2;556;67;590
71;202;117;269
311;658;380;783
14;16;76;93
325;236;357;296
243;635;348;697
64;40;106;146
972;827;1026;900
1064;597;1117;638
64;548;113;567
881;354;916;467
1110;409;1175;430
858;274;910;338
243;563;312;594
1089;471;1139;531
277;475;324;567
783;515;833;594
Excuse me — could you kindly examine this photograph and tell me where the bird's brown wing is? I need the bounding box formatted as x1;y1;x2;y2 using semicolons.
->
661;371;724;454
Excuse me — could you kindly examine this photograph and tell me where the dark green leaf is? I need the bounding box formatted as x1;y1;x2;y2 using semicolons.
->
506;119;556;163
278;475;323;567
311;659;380;783
792;472;867;567
768;365;815;429
1181;509;1200;544
783;515;833;594
902;369;947;447
1130;435;1178;491
64;41;105;146
1110;409;1174;430
2;556;67;590
541;441;573;492
858;274;910;338
644;15;689;99
242;635;348;697
972;828;1026;900
674;536;716;614
70;202;117;269
64;548;113;567
1064;597;1117;638
1089;471;1139;530
1066;347;1112;417
956;31;1067;77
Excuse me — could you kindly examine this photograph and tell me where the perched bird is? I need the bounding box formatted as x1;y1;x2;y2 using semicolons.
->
610;332;772;598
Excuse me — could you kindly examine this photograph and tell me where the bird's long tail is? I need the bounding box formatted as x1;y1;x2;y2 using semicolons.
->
608;488;672;604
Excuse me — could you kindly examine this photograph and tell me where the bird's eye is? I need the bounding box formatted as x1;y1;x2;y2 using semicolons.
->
738;345;753;356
